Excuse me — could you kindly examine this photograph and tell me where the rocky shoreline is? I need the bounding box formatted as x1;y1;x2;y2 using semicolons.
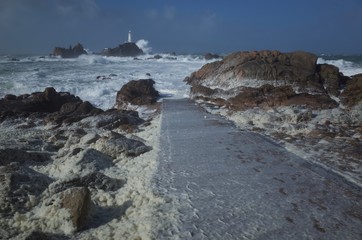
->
0;80;161;239
185;50;362;187
1;50;361;239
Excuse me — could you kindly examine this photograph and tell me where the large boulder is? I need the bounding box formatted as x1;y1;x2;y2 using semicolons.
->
340;74;362;108
317;64;349;97
185;50;349;110
101;42;144;57
0;87;81;114
60;187;91;231
52;43;87;58
0;87;103;125
186;50;319;87
115;79;159;109
0;163;52;217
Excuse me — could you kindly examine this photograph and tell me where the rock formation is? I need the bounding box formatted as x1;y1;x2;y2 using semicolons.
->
0;82;156;238
101;42;144;57
204;53;221;60
52;43;87;58
115;79;159;109
0;87;103;125
185;50;360;110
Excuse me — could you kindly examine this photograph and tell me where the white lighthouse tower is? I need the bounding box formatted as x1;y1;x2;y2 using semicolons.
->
128;31;132;43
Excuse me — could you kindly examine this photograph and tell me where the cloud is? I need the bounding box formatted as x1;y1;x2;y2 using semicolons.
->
55;0;100;17
164;6;176;20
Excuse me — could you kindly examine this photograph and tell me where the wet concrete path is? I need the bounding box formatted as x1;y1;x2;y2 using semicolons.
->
155;99;362;239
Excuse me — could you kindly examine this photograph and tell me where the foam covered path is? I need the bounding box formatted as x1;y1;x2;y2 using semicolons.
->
155;99;362;239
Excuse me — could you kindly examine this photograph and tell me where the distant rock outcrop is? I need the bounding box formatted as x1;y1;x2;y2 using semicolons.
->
185;50;359;110
204;53;220;60
52;43;87;58
101;42;144;57
115;79;159;109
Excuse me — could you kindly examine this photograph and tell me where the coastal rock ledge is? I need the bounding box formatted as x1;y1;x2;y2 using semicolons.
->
185;50;362;186
185;50;360;110
52;43;87;58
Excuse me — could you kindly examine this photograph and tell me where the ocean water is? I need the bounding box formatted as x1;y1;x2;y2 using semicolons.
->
0;53;361;110
0;54;209;110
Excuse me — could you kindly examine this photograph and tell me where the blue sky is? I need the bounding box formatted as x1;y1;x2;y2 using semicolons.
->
1;0;361;55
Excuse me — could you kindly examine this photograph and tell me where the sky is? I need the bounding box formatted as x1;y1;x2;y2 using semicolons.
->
0;0;362;55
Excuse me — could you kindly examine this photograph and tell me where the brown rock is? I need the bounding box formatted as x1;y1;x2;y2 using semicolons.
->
186;50;319;87
115;79;159;109
340;74;362;107
60;187;91;231
0;87;81;114
317;64;348;96
185;50;345;110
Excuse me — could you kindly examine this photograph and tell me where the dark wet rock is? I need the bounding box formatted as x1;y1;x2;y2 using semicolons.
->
24;231;69;240
0;87;81;114
204;53;220;60
0;163;52;217
95;132;151;158
0;149;51;166
0;87;103;125
153;54;163;59
340;74;362;108
318;64;349;97
95;109;144;131
60;187;91;231
52;43;87;58
52;172;125;193
101;42;143;57
4;94;17;101
115;79;159;109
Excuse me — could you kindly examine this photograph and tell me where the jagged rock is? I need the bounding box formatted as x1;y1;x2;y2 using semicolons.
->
318;64;348;96
101;42;143;57
0;163;52;217
51;172;125;193
227;84;337;110
186;50;319;86
60;187;91;231
185;50;346;110
95;109;144;131
340;73;362;107
74;148;114;172
204;53;220;60
0;149;50;166
52;43;87;58
115;79;159;109
0;87;80;114
94;132;151;158
0;88;103;125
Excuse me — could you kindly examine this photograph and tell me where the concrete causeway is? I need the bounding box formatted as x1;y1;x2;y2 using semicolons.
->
155;99;362;240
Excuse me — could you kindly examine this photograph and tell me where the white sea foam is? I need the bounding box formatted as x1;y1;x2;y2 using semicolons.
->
136;39;152;54
317;57;362;76
0;54;208;109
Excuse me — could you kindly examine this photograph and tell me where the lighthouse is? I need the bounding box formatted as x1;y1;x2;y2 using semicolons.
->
128;31;132;43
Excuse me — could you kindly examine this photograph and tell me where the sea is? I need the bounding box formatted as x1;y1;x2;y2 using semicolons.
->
0;52;362;110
